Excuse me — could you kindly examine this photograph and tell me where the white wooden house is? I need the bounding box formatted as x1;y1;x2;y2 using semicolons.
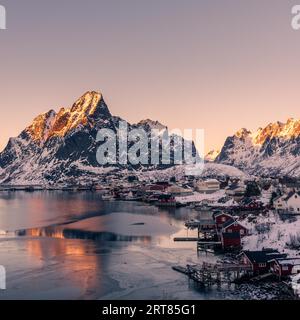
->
274;192;300;214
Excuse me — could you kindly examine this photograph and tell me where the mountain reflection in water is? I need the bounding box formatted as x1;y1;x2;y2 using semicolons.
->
16;226;152;243
0;192;205;299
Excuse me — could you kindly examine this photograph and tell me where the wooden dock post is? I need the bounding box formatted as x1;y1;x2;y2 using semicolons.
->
174;262;253;287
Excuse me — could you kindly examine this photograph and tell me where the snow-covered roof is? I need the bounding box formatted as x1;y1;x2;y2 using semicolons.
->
241;250;286;264
284;191;300;201
276;258;300;266
204;179;220;183
214;212;233;218
222;219;248;230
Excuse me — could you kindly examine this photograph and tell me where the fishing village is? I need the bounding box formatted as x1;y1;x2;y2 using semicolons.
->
1;172;300;299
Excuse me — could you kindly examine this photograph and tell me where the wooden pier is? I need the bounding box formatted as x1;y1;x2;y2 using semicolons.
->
174;237;199;242
197;241;222;254
173;262;252;286
184;220;216;230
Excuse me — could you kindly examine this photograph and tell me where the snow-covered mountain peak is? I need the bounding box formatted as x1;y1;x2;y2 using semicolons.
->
71;91;101;114
26;109;57;142
216;117;300;177
250;118;300;145
234;128;252;139
70;90;111;120
278;118;300;138
136;119;167;131
25;91;112;142
0;91;198;184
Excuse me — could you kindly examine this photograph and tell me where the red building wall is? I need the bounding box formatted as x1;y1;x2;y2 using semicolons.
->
224;223;248;236
270;261;293;277
221;236;241;249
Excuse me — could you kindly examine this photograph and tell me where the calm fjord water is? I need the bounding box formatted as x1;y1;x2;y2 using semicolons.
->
0;191;223;300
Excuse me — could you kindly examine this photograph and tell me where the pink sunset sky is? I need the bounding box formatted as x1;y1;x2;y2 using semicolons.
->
0;0;300;153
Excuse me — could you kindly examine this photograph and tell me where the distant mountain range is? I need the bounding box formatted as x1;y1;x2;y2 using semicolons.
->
0;91;196;184
214;118;300;177
1;90;300;184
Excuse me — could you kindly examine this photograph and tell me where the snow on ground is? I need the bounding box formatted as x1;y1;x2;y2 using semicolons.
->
201;163;248;178
73;161;115;174
257;155;300;177
176;190;226;204
291;273;300;296
242;211;300;256
213;198;239;207
137;162;248;182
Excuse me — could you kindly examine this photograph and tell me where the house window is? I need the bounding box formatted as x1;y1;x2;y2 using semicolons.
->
240;229;244;235
227;229;232;233
221;217;226;222
258;263;266;268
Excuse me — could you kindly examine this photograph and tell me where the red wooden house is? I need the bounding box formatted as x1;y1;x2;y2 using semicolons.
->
270;258;300;278
239;249;287;274
214;212;234;229
222;219;248;237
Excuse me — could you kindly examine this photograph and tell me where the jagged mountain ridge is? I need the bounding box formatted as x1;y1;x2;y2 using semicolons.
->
0;91;197;184
25;91;112;143
215;118;300;177
4;90;298;183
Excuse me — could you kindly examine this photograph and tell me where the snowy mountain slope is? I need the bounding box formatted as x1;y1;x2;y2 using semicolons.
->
215;118;300;177
242;211;300;256
137;162;248;182
0;91;198;184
